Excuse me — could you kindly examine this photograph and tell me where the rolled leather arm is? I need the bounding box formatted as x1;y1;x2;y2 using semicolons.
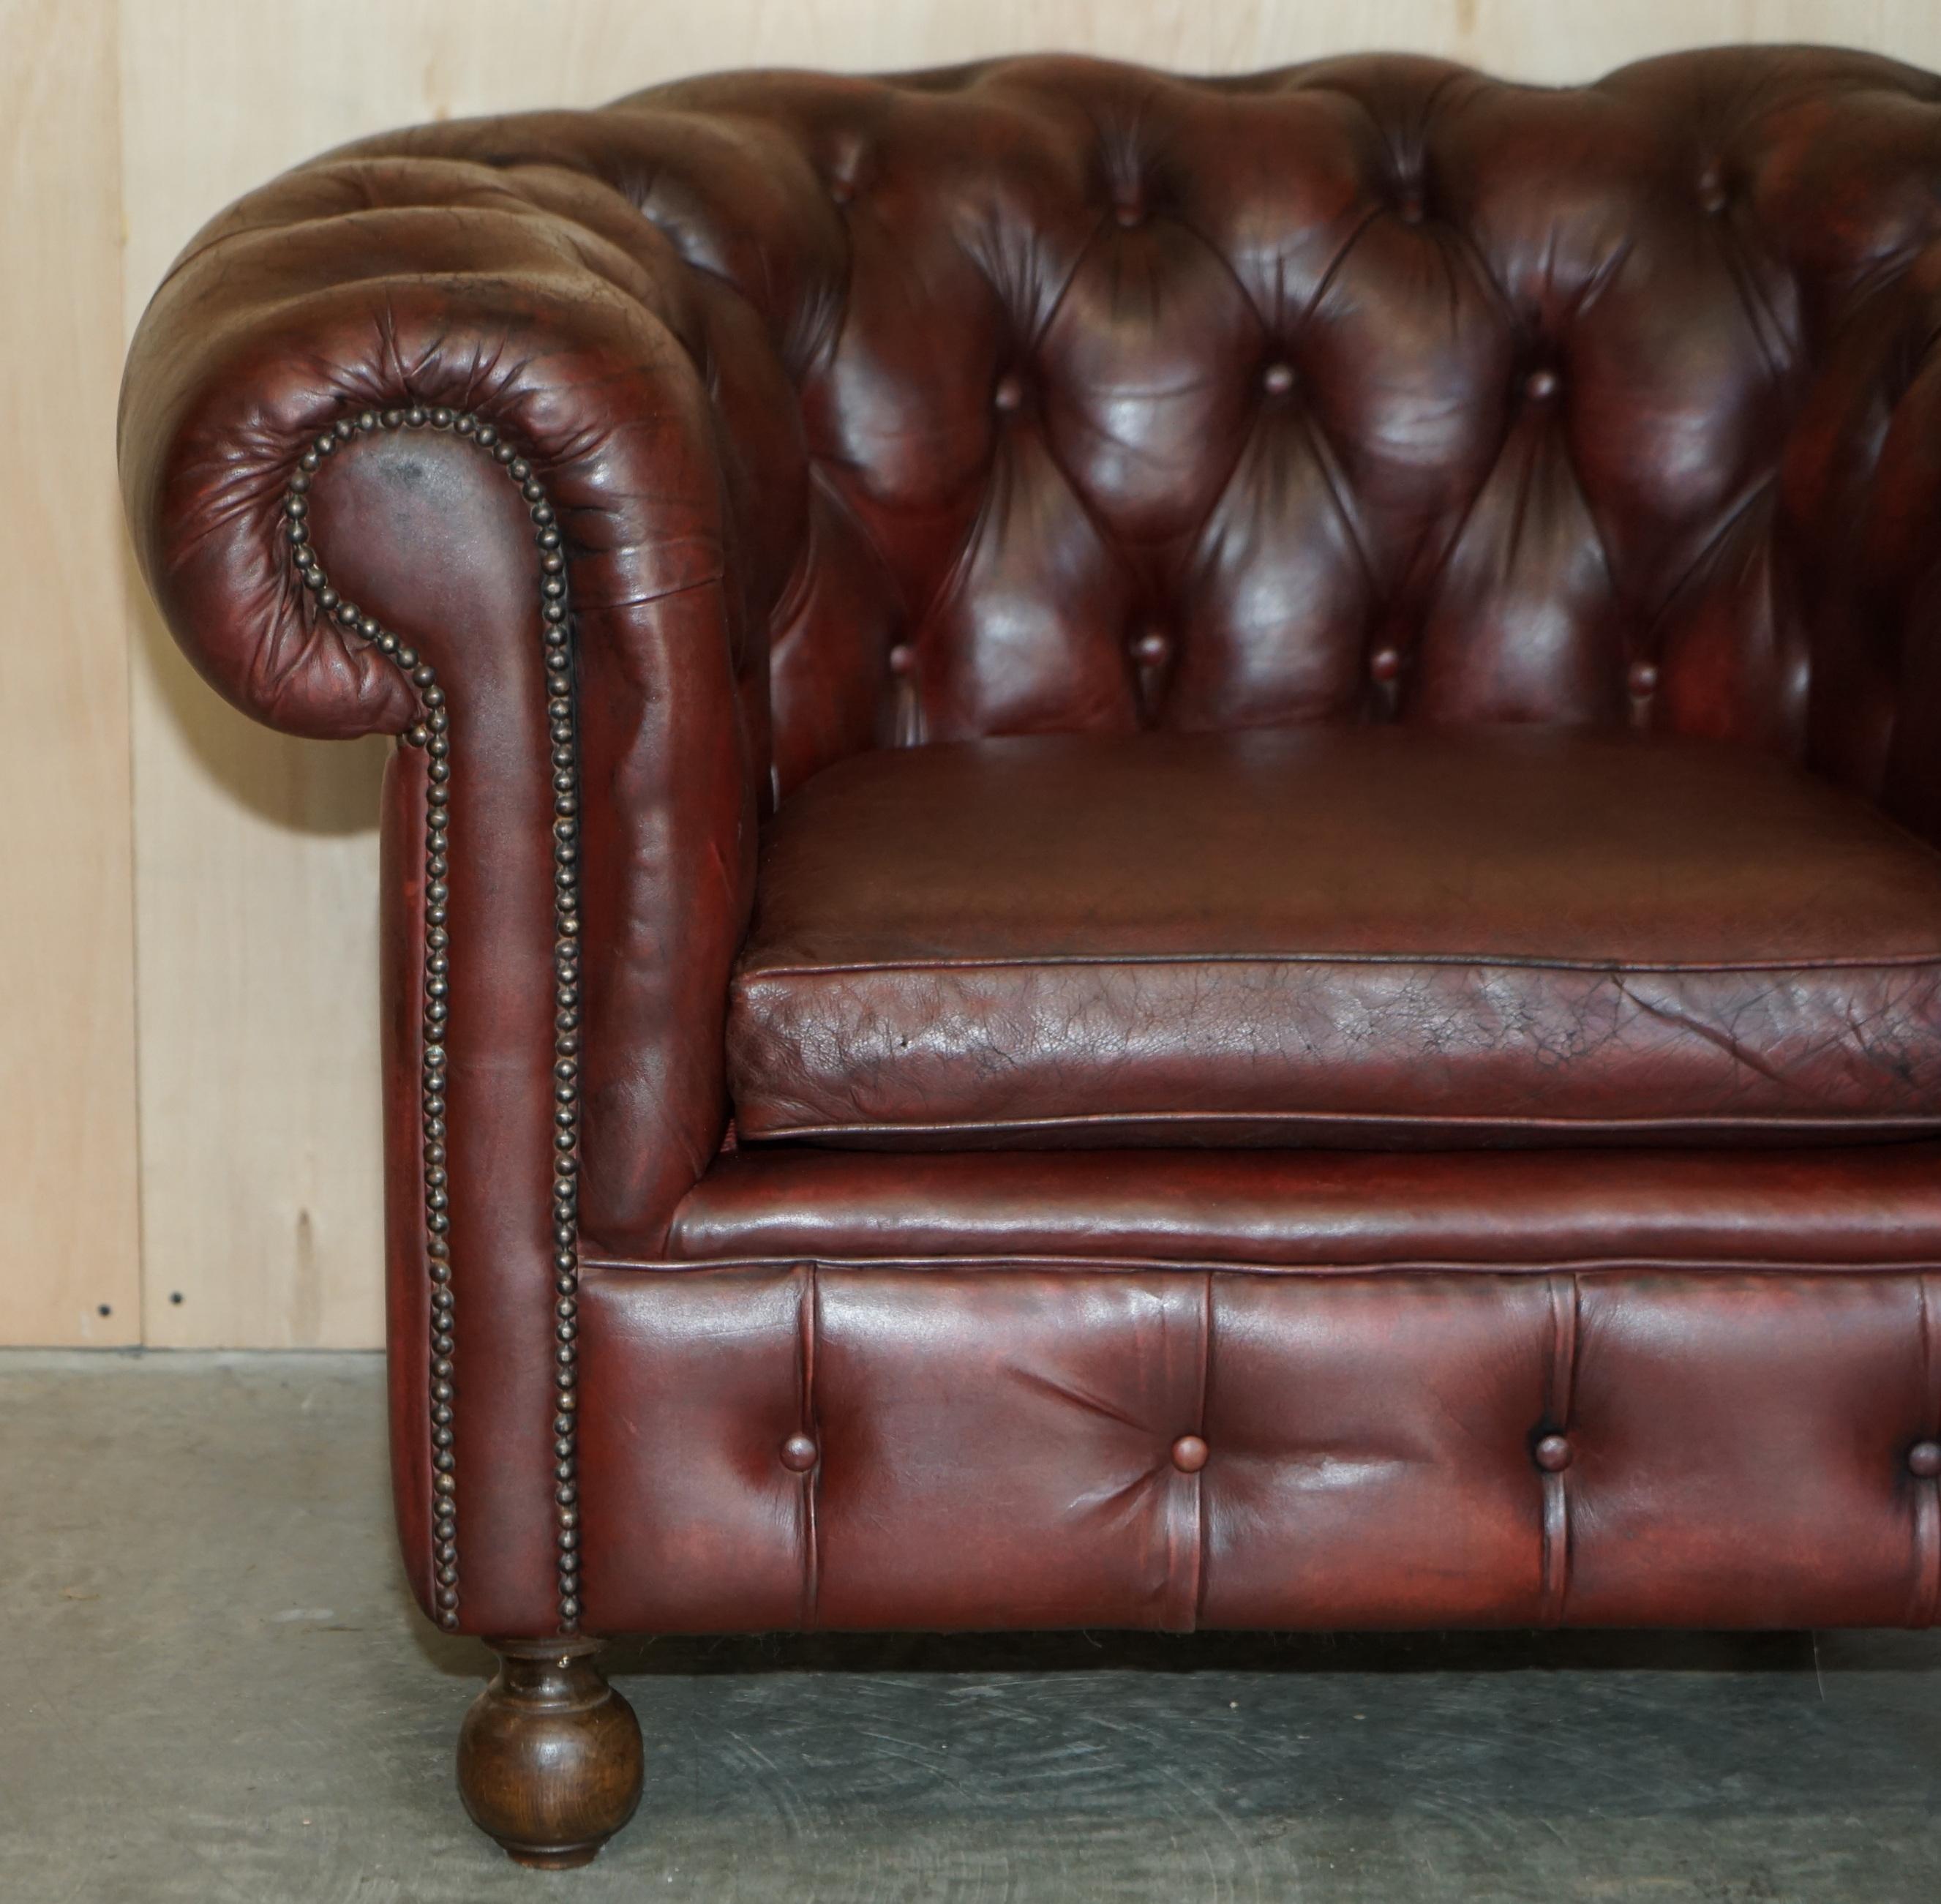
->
119;143;809;1634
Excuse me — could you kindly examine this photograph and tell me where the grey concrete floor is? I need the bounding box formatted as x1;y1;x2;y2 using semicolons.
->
1;1353;1938;1903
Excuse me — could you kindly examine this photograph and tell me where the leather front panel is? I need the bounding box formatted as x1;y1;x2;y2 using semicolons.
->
1201;1274;1557;1627
578;1264;1941;1635
811;1270;1209;1630
1566;1273;1937;1625
577;1267;813;1635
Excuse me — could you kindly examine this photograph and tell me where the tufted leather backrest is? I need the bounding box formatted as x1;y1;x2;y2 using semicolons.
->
298;48;1941;804
619;48;1941;795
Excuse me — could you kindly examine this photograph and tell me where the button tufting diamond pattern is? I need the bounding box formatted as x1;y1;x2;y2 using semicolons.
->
138;45;1941;806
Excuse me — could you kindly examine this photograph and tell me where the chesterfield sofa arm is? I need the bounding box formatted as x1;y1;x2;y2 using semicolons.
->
118;150;829;1854
119;149;810;1646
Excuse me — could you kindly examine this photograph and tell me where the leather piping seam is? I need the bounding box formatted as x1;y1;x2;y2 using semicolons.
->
736;949;1941;976
735;1112;1941;1142
284;400;583;1638
584;1254;1941;1278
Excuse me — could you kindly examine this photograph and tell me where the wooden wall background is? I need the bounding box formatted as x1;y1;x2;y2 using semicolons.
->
7;0;1940;1347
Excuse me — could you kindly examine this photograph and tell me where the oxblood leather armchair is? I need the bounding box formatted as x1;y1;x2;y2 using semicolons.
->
121;45;1941;1867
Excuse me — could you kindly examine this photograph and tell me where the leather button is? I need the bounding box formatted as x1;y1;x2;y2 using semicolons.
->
1525;368;1560;402
1910;1440;1941;1479
1534;1433;1574;1474
1368;645;1403;685
829;176;855;206
1171;1434;1209;1474
1131;629;1171;667
994;372;1025;413
1114;199;1144;228
1697;170;1727;215
887;642;915;677
780;1433;819;1472
1262;361;1296;397
1627;660;1659;698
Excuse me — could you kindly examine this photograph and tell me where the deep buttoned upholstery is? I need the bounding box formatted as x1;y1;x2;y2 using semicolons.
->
121;48;1941;1644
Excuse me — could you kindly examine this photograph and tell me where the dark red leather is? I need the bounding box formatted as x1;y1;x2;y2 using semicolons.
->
120;45;1941;1232
339;435;564;1633
577;1264;1941;1633
730;727;1941;1147
116;139;794;1270
361;45;1941;846
380;751;435;1622
651;1142;1941;1270
118;154;788;1627
118;45;1941;1640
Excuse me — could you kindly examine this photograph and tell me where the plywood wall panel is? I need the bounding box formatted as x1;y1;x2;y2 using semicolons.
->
0;0;140;1346
84;0;1941;1347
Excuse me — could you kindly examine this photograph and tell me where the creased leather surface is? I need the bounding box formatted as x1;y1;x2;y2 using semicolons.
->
731;728;1941;1146
579;1264;1941;1633
655;1141;1941;1270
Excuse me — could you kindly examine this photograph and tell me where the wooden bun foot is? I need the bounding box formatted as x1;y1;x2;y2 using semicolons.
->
457;1637;642;1867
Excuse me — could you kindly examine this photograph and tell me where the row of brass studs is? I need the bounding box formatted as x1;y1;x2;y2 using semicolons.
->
282;402;582;1635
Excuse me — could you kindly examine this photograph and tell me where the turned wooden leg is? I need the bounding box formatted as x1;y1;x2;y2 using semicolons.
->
457;1637;643;1868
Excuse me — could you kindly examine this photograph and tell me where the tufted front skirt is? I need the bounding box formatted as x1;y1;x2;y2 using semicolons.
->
575;1256;1941;1636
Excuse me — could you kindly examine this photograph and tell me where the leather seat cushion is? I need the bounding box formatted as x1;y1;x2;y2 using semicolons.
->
726;729;1941;1148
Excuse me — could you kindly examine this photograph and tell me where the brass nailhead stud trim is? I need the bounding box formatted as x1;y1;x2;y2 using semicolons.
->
285;404;583;1635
